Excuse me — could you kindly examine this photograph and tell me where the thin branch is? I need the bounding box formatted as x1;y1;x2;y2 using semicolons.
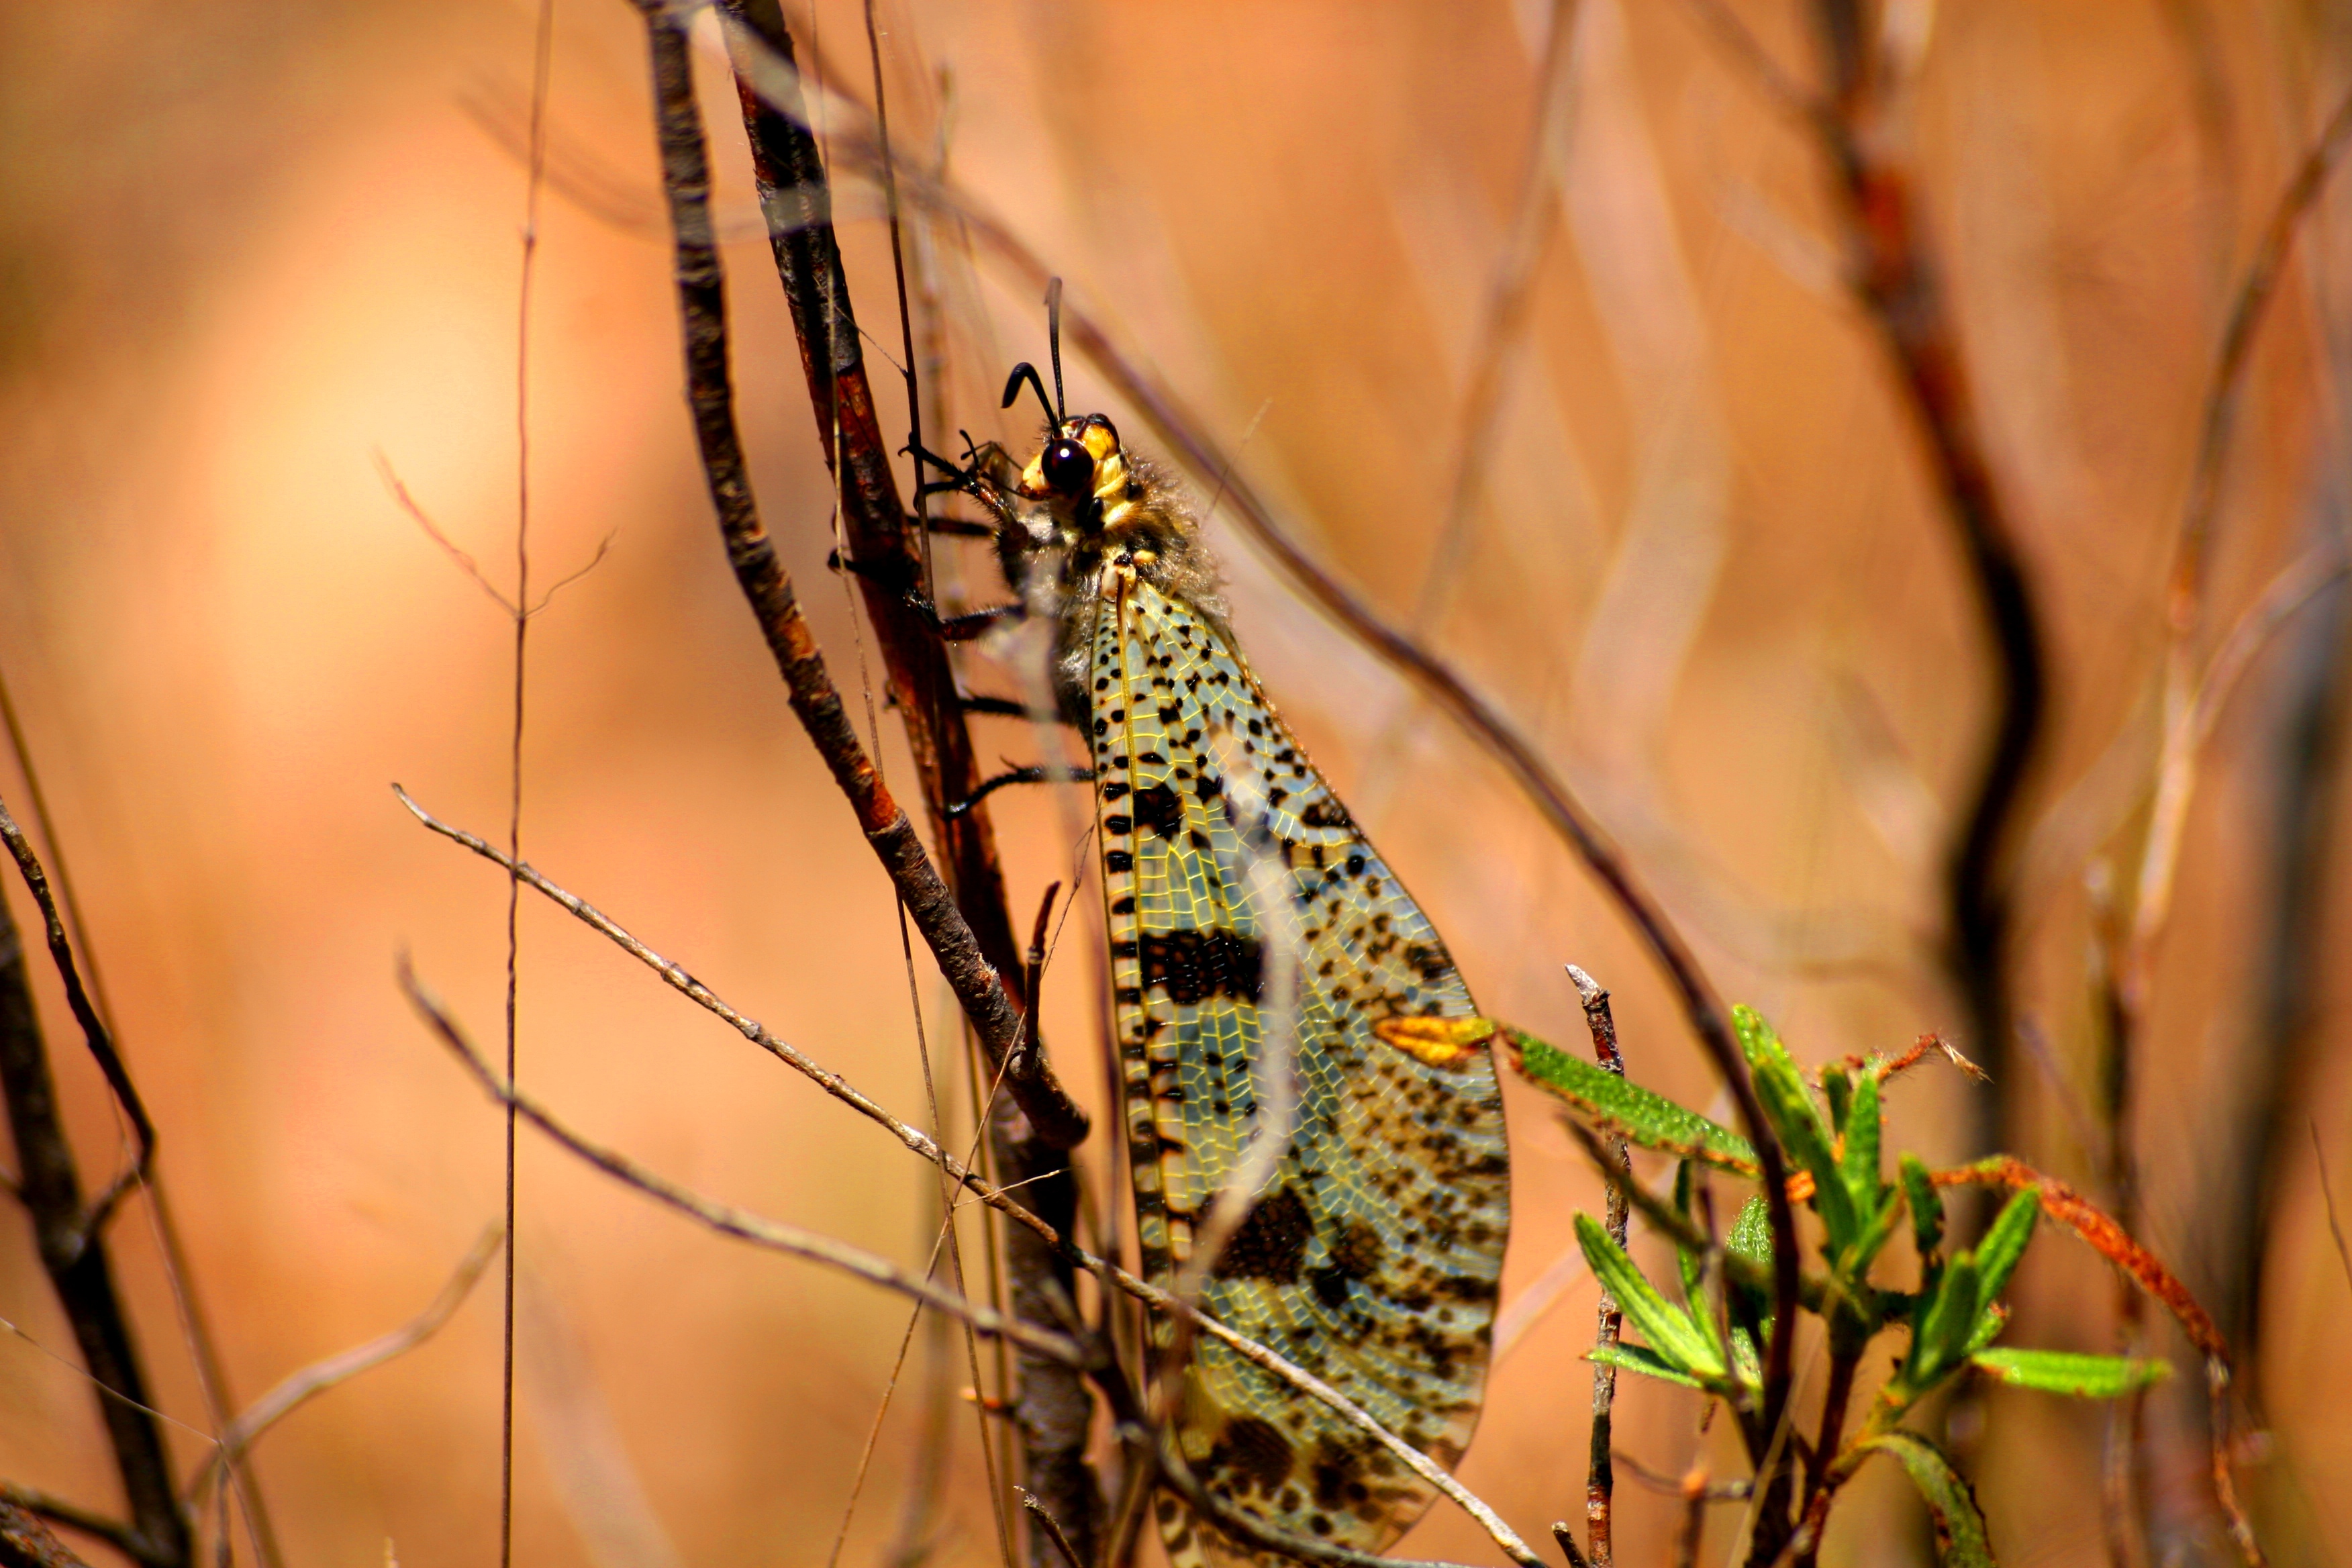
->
0;1489;140;1567
0;803;187;1568
1566;965;1626;1568
0;1496;91;1568
391;787;1538;1566
400;962;1085;1367
187;1222;506;1508
0;798;153;1244
1013;1491;1083;1568
625;0;1085;1155
1412;0;1579;632
372;452;519;617
1669;1467;1708;1568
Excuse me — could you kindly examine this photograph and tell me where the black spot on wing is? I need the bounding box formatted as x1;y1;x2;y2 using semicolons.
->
1140;928;1265;1005
1299;797;1355;830
1131;782;1184;837
1214;1185;1313;1283
1208;1415;1294;1498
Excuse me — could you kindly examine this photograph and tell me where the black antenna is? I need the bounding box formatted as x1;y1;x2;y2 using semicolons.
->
1044;277;1067;422
1001;362;1056;426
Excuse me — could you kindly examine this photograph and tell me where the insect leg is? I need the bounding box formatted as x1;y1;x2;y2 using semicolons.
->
959;691;1075;724
944;764;1097;819
825;549;1026;642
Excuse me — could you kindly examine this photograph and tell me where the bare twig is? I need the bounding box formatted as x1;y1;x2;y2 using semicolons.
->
0;1497;89;1568
187;1222;503;1508
391;785;1541;1568
1565;965;1626;1568
0;801;187;1568
625;0;1083;1155
1012;1490;1082;1568
0;799;153;1244
0;1489;138;1567
401;962;1085;1367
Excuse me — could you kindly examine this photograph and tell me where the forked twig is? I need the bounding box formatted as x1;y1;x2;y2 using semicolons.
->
0;798;186;1568
0;799;154;1244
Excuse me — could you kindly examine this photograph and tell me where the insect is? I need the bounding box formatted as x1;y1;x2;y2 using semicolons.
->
934;319;1512;1567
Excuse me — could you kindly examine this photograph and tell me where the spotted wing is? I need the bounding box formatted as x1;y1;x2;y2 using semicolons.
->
1087;570;1511;1568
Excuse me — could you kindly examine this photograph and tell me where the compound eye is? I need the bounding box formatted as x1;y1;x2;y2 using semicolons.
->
1040;438;1095;498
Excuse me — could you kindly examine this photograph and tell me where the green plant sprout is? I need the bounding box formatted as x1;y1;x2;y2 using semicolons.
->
1389;1006;2241;1568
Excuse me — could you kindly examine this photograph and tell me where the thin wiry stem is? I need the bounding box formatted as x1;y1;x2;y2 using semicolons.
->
0;801;187;1568
0;802;151;1246
402;964;1085;1367
391;787;1540;1566
503;0;557;1557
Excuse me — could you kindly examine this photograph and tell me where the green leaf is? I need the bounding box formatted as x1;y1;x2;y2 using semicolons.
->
1575;1213;1724;1381
1824;1065;1853;1134
1841;1070;1883;1212
1854;1430;1996;1568
1969;1187;2039;1344
1671;1165;1719;1356
1724;1193;1775;1358
1970;1349;2172;1398
1901;1154;1945;1285
1845;1189;1905;1279
1965;1301;2009;1357
1752;1049;1857;1247
1506;1031;1759;1174
1587;1342;1706;1389
1733;1004;1794;1072
1727;1195;1772;1263
1904;1253;1981;1391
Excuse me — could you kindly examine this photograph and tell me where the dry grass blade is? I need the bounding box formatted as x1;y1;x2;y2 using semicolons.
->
187;1222;505;1508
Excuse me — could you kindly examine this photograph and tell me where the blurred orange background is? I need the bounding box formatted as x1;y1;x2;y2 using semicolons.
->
2;2;2348;1567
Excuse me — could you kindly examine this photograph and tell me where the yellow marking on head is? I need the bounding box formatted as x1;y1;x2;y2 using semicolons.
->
1372;1015;1500;1070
